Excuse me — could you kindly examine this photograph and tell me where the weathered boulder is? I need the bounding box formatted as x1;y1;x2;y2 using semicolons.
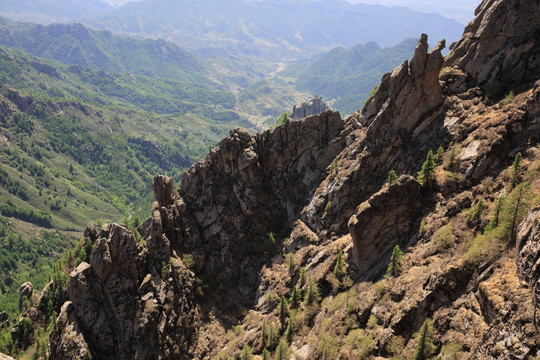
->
18;282;33;312
348;175;422;276
0;353;15;360
291;96;329;119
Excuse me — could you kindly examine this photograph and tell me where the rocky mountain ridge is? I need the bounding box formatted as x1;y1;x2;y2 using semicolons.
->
5;0;540;359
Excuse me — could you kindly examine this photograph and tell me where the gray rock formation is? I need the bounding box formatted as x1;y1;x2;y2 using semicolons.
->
348;175;422;275
291;96;329;119
517;209;540;313
446;0;540;93
18;282;33;312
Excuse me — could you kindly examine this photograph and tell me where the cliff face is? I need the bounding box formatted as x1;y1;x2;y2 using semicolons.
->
45;0;540;359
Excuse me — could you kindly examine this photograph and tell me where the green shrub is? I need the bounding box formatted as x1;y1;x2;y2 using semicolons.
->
501;90;514;108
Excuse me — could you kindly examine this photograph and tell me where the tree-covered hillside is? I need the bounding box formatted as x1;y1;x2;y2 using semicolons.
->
0;19;211;86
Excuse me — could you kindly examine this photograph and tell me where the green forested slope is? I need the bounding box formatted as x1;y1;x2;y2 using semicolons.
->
0;18;212;86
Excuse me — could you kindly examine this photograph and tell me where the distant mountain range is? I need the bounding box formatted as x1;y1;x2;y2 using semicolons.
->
0;18;210;85
85;0;463;59
0;0;464;62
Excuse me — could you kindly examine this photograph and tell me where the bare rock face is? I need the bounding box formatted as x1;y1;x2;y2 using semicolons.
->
361;34;445;143
178;111;344;292
66;224;139;360
348;175;422;275
49;302;92;360
18;282;33;312
446;0;540;92
303;35;445;235
0;353;15;360
516;209;540;310
291;96;329;119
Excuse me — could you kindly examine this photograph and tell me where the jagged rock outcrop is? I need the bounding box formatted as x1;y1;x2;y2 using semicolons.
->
446;0;540;93
303;34;445;235
18;282;33;312
0;353;15;360
291;96;329;119
348;175;422;275
517;209;540;318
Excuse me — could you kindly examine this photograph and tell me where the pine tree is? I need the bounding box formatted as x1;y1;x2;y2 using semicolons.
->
387;169;398;186
274;339;291;360
434;145;444;164
418;150;437;186
287;253;295;275
262;348;271;360
444;143;460;172
484;195;505;232
386;245;403;277
290;286;301;308
467;198;486;226
333;249;345;276
279;296;288;323
298;267;306;288
510;152;523;188
284;316;294;343
304;281;321;305
240;344;253;360
413;319;434;360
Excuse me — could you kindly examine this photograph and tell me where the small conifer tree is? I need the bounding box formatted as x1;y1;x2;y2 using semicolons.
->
435;145;445;164
284;316;294;343
274;339;291;360
304;281;321;305
290;286;301;308
444;143;460;172
333;249;346;276
279;296;288;323
484;195;505;232
262;348;271;360
240;344;253;360
287;253;295;275
386;245;403;277
417;150;437;186
467;198;486;226
510;152;523;188
413;319;435;360
298;267;307;287
387;169;398;186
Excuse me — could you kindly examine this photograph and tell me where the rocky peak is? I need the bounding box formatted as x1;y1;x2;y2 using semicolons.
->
291;95;329;119
359;33;445;141
446;0;540;95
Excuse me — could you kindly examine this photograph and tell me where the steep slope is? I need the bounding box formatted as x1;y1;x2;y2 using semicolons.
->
2;0;540;359
84;0;463;60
